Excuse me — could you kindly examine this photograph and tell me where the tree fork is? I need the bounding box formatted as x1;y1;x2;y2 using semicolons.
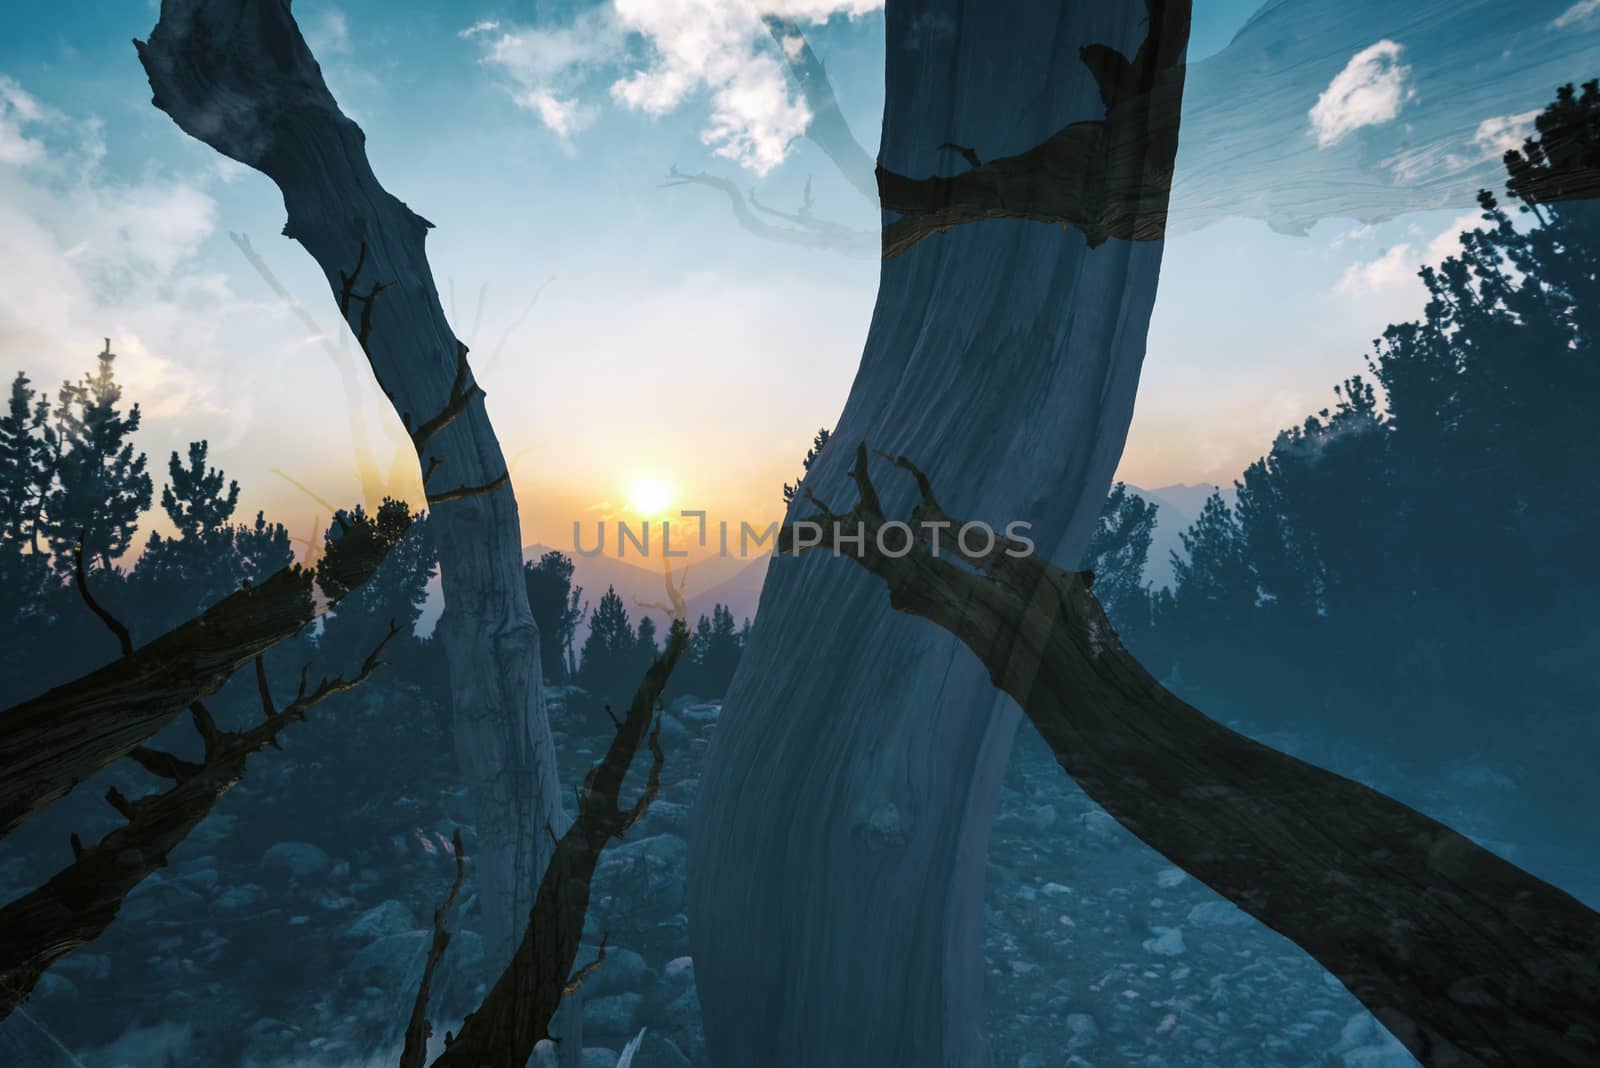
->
781;443;1600;1067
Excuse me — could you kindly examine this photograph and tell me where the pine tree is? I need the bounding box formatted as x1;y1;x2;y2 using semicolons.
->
130;441;292;634
1080;482;1158;635
524;550;583;683
43;341;152;572
160;440;239;537
0;372;52;552
578;585;635;701
782;427;832;505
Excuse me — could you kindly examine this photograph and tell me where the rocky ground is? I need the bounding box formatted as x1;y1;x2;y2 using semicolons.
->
3;676;1550;1068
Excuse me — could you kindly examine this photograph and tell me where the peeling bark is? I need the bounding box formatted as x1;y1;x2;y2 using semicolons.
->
0;627;398;1020
135;0;564;968
778;444;1600;1068
0;502;408;841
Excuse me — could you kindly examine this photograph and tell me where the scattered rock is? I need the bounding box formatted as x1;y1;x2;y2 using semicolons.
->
341;899;416;941
260;842;330;878
584;992;643;1037
1142;927;1186;957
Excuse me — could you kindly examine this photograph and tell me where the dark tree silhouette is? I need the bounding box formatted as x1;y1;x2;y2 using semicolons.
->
782;426;832;505
783;443;1600;1067
578;585;635;705
0;499;413;840
129;441;295;635
524;550;583;683
41;341;152;572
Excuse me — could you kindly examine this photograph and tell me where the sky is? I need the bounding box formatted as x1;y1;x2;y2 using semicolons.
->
0;0;1592;563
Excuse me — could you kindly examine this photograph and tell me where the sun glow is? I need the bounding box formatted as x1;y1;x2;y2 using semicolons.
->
627;475;674;518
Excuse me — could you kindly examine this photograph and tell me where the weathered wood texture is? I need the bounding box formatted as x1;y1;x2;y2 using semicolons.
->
0;627;396;1020
135;0;564;965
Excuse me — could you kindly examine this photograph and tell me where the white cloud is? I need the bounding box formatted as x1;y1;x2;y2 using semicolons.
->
469;1;882;173
1309;40;1413;148
1553;0;1600;28
1471;109;1539;158
0;76;248;443
1335;211;1489;297
471;7;624;140
611;0;812;174
0;75;48;165
1336;243;1416;294
517;88;589;140
1421;210;1486;267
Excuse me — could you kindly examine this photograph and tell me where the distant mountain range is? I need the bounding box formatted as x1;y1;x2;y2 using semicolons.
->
411;486;1222;639
416;544;768;643
1126;482;1236;591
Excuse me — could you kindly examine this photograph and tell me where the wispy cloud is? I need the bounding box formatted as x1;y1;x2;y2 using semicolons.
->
1309;40;1413;148
1471;109;1539;157
0;75;49;165
1334;211;1488;296
467;1;882;174
0;76;249;440
1553;0;1600;29
1336;243;1416;295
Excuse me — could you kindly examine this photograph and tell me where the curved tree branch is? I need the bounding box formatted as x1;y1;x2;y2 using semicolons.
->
877;0;1191;256
779;443;1600;1067
428;623;688;1067
0;626;399;1019
0;503;411;841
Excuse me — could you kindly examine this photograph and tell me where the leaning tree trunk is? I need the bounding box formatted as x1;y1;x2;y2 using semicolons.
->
688;2;1187;1064
774;446;1600;1067
136;0;563;969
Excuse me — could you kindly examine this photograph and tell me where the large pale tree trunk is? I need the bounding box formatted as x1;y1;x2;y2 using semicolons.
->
688;2;1186;1064
135;0;562;968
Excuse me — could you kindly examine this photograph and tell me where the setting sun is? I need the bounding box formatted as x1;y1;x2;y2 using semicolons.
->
627;475;674;518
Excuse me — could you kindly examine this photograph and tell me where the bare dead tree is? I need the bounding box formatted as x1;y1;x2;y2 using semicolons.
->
661;12;879;257
136;0;566;969
677;1;1188;258
777;442;1600;1067
0;622;400;1019
402;622;688;1068
632;556;690;623
400;829;468;1068
0;500;413;841
661;166;876;258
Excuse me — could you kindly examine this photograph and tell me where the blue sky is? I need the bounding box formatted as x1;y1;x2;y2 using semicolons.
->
1;1;1592;555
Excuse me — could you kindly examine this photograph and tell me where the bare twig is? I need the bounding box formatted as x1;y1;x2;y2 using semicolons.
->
0;626;398;1019
400;828;469;1068
429;623;688;1066
0;504;412;841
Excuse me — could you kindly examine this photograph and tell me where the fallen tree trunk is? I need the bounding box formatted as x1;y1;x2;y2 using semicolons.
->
779;444;1600;1067
136;0;565;968
0;625;397;1020
0;500;409;840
